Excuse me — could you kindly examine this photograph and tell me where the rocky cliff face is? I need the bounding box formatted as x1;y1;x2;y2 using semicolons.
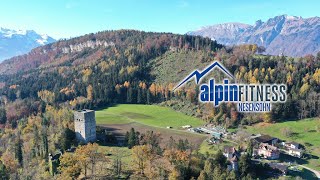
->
188;15;320;57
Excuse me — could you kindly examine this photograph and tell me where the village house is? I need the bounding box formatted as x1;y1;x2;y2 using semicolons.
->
281;141;304;158
282;141;301;149
251;134;278;146
223;146;240;171
288;148;304;158
256;143;280;159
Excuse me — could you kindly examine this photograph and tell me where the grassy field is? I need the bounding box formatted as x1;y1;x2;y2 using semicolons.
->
198;140;235;155
96;104;204;129
245;118;320;171
96;104;207;148
98;146;132;165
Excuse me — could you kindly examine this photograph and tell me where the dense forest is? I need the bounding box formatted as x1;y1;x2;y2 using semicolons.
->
0;30;319;179
0;30;223;126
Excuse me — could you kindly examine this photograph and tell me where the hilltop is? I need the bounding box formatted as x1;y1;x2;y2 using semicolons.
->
0;30;220;75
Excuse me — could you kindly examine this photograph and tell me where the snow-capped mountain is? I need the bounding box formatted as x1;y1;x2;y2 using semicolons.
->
188;15;320;57
0;27;55;61
187;23;251;45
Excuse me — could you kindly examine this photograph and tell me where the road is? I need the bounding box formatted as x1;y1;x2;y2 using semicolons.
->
278;149;320;179
298;165;320;179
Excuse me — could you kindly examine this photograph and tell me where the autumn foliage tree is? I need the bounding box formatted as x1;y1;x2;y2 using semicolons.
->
132;145;152;175
58;153;81;180
59;143;105;179
75;143;104;178
37;90;55;104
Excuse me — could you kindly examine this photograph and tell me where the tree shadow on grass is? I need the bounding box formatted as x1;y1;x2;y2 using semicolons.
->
288;168;318;179
96;126;126;146
304;153;319;160
278;153;309;165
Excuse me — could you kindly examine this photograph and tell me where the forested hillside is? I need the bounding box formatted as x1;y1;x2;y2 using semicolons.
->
0;30;319;179
0;30;320;128
0;30;222;126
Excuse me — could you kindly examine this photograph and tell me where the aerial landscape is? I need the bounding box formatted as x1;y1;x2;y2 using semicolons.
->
0;0;319;180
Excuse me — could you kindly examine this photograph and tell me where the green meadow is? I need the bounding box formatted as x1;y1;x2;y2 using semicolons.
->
245;118;320;148
245;118;320;171
95;104;204;129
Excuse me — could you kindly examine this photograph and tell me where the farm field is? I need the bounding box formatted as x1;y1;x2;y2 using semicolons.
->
96;104;205;129
245;118;320;171
96;104;207;148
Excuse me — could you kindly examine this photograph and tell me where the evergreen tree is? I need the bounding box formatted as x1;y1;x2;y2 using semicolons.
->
128;128;137;148
32;125;40;156
61;128;75;150
239;154;251;178
0;108;6;124
127;87;133;103
177;139;186;151
203;158;214;179
15;133;23;166
146;90;151;104
247;140;253;157
0;161;9;180
137;88;142;104
214;150;226;167
124;131;129;146
226;170;237;180
213;166;222;179
41;129;49;161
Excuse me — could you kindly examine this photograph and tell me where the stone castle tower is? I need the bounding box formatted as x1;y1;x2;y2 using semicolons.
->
74;109;96;143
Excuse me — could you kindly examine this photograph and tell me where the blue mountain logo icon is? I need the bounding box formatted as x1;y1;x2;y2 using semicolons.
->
173;61;234;91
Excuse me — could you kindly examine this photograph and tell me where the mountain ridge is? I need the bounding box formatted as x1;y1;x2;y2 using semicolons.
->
0;30;221;75
188;15;320;57
0;27;56;61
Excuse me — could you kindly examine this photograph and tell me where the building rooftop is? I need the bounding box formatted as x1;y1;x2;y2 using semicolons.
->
289;141;300;147
289;148;304;152
259;143;278;151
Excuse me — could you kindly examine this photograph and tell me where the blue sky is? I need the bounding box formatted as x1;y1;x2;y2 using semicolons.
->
0;0;319;39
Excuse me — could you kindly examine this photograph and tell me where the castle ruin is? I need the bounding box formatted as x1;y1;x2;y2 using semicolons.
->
74;109;96;143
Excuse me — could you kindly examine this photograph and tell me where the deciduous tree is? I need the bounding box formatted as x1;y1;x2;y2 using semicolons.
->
132;145;152;175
